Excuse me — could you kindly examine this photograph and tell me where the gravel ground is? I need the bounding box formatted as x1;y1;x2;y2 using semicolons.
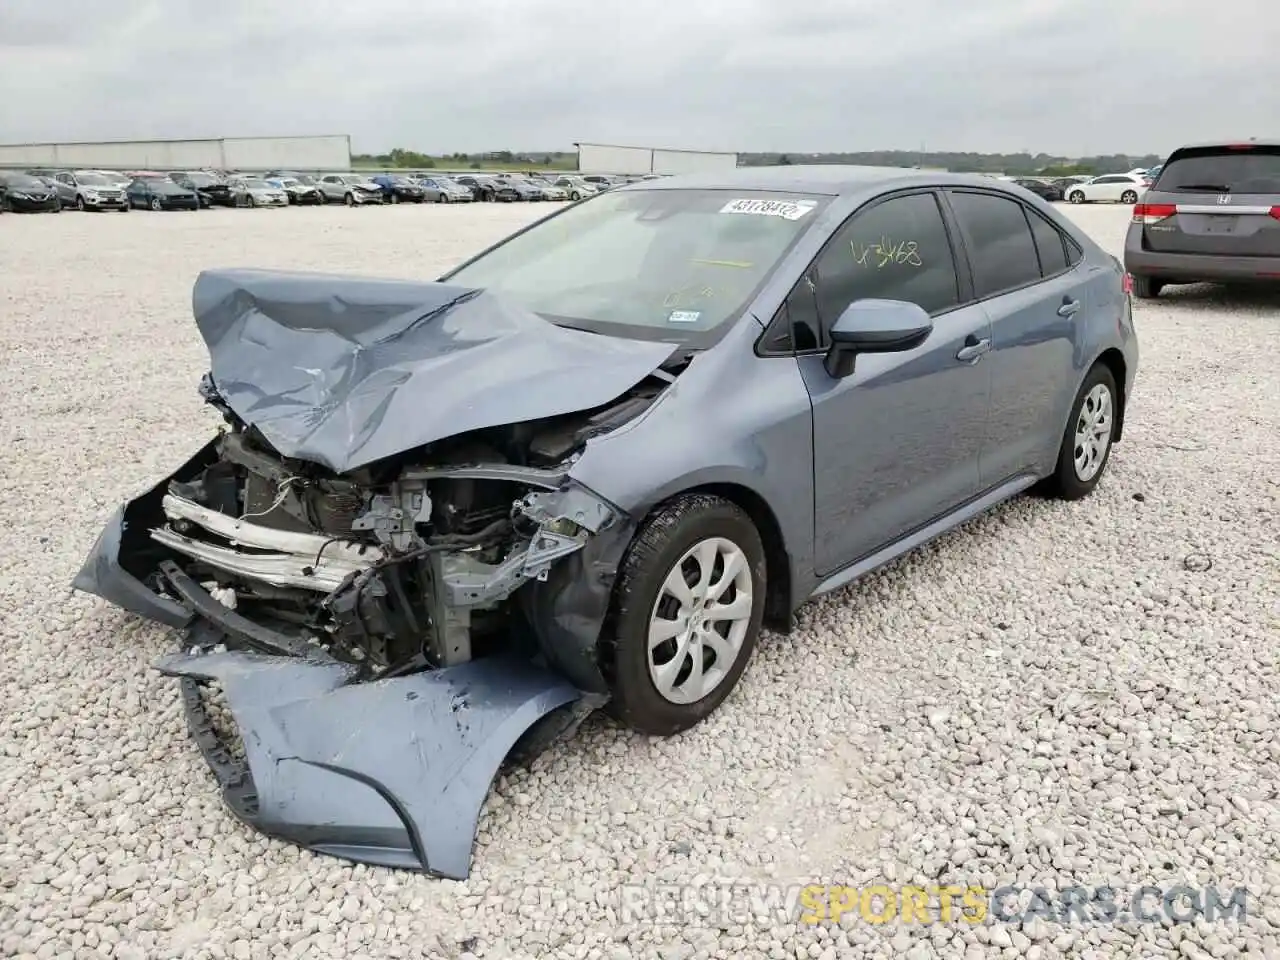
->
1;201;1277;960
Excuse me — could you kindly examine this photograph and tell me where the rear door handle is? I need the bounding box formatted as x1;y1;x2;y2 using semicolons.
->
955;337;991;363
1058;299;1081;317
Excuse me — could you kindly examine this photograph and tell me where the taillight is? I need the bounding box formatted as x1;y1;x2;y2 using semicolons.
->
1269;206;1280;220
1132;203;1176;224
1122;273;1134;295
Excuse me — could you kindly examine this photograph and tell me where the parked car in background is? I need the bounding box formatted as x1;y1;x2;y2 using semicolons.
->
50;170;129;211
265;176;324;205
410;175;472;202
1144;163;1164;180
126;176;200;211
582;175;616;192
318;174;385;206
498;176;545;201
1012;178;1065;202
1065;174;1149;204
1124;139;1280;298
226;177;289;208
0;171;61;212
551;176;599;201
370;175;427;204
171;171;234;208
454;175;519;202
535;180;569;201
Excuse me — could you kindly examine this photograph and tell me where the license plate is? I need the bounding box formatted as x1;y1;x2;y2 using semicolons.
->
1205;216;1237;234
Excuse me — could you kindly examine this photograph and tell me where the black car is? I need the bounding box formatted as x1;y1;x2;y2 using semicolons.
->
1013;178;1065;202
126;176;200;211
0;172;61;212
171;171;234;208
370;175;426;203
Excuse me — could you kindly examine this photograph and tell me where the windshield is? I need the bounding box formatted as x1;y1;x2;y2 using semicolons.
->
183;172;216;186
2;174;46;189
445;188;826;342
1154;145;1280;193
242;178;271;189
76;174;111;186
277;178;298;186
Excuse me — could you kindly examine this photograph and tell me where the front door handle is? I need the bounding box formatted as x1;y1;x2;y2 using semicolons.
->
1058;299;1081;317
956;337;991;363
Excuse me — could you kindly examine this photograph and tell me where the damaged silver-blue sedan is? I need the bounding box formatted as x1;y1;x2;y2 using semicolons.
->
75;166;1138;879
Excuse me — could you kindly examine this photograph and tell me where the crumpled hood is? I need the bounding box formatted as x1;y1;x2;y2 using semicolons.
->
191;268;677;474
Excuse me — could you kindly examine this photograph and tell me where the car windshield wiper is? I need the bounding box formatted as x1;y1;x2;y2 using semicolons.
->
1169;183;1232;192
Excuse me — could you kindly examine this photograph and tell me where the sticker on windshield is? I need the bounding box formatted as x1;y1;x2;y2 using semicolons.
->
667;310;702;324
720;198;817;220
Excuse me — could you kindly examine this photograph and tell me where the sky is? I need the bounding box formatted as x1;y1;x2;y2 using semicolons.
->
0;0;1272;158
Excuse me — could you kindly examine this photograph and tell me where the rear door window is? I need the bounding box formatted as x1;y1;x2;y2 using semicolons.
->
1154;145;1280;194
947;191;1042;297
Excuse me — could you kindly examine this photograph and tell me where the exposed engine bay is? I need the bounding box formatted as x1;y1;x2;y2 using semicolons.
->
149;373;671;675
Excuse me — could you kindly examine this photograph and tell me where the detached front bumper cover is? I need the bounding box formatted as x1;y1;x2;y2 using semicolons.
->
157;647;589;879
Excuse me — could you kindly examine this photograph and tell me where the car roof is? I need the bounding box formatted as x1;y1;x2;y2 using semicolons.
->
1167;139;1280;153
616;164;1015;197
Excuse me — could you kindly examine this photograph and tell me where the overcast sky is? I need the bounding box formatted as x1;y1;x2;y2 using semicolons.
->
0;0;1272;158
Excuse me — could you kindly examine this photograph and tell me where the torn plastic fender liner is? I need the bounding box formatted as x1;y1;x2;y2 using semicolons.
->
155;649;583;879
72;438;222;628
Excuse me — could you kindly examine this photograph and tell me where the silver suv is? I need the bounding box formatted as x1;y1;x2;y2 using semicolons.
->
1124;140;1280;298
52;170;129;211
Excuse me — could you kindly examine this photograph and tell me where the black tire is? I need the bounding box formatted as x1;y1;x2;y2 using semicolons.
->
436;192;446;203
1042;363;1119;501
605;493;767;736
246;193;256;208
390;192;399;204
150;197;163;211
76;196;86;212
1068;191;1085;204
345;192;355;207
1121;190;1138;203
570;191;581;201
1131;275;1163;299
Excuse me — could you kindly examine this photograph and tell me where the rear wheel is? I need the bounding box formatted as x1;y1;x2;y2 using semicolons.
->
1042;363;1118;501
605;493;767;736
1121;189;1138;203
1131;275;1163;299
1069;191;1085;204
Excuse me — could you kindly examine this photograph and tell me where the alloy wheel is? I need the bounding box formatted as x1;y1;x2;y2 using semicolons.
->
1073;383;1113;482
646;537;753;705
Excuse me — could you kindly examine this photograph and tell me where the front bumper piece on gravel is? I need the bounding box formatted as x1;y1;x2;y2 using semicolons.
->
71;450;602;879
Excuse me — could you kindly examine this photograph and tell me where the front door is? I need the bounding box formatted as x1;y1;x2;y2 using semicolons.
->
792;190;993;576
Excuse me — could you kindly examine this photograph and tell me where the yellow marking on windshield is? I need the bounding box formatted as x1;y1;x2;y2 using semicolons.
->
691;258;754;268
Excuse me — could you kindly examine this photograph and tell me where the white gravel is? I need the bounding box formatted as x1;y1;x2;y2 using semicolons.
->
1;201;1277;960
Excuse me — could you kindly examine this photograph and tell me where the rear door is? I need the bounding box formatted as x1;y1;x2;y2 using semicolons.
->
943;189;1083;484
1138;143;1280;257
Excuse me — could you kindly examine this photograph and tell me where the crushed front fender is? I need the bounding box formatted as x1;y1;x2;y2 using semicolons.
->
155;649;587;879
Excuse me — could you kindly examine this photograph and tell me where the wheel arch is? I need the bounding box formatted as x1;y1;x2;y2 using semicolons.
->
1094;347;1128;442
623;481;794;635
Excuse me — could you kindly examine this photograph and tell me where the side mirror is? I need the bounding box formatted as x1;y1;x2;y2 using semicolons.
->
824;299;933;379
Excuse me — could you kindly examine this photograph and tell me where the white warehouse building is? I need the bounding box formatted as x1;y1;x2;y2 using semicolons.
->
0;135;352;171
575;142;738;176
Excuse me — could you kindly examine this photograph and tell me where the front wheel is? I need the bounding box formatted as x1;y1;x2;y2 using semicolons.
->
246;194;256;208
76;196;86;212
150;197;163;211
436;193;446;203
390;193;399;204
1069;191;1085;204
605;493;766;736
1042;363;1118;501
1121;190;1138;203
570;191;581;201
344;192;355;207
